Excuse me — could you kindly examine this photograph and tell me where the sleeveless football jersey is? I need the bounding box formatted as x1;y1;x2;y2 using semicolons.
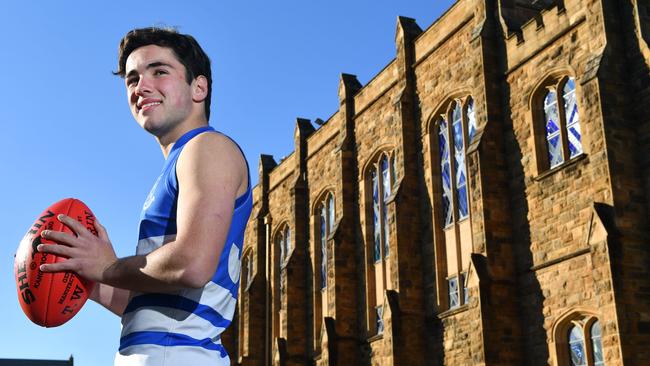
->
115;126;252;366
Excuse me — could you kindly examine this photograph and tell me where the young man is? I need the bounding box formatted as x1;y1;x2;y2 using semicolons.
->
38;27;252;365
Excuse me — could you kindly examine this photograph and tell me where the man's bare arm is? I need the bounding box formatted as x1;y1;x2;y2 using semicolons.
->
90;283;130;316
38;132;247;293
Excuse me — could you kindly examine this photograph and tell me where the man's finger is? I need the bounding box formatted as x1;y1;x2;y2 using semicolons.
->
95;218;109;241
58;214;89;237
37;243;74;258
41;230;76;246
40;260;75;273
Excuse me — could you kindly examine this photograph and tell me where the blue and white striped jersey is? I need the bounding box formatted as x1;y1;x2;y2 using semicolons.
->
115;126;252;366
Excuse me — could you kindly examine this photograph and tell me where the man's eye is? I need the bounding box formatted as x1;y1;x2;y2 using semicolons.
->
127;78;138;86
154;69;167;76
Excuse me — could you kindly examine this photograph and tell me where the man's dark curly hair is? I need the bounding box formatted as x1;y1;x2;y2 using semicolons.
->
114;27;212;120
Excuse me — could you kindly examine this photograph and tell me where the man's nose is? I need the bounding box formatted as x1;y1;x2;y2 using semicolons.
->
135;76;153;95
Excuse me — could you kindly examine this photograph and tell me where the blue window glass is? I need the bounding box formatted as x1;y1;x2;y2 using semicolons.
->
448;276;459;308
452;102;469;219
390;155;396;186
569;325;587;366
563;78;583;159
545;90;564;168
438;118;453;226
372;170;381;263
467;97;477;143
376;305;384;335
381;156;391;258
591;321;604;366
320;205;327;289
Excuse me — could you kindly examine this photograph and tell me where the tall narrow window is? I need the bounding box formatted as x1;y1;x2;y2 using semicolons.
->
381;156;391;257
563;78;582;158
320;205;327;289
327;195;335;233
366;152;394;335
544;89;563;169
434;97;474;310
590;321;604;366
376;305;384;335
277;225;291;296
370;154;392;261
467;97;477;143
448;276;459;309
372;169;381;263
438;118;453;227
242;251;253;291
314;193;335;352
452;102;469;219
279;226;291;265
318;194;335;290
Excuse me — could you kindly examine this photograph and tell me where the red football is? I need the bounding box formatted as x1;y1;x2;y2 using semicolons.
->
14;198;97;327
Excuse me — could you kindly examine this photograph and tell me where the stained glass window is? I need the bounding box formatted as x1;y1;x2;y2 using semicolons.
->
320;204;327;289
279;226;291;265
467;97;477;143
279;231;286;264
376;305;384;335
438;118;453;226
591;321;604;366
563;78;583;159
569;325;587;366
448;276;459;309
372;170;381;263
328;195;335;233
285;228;291;263
452;102;469;219
381;156;391;258
545;89;564;169
390;155;396;187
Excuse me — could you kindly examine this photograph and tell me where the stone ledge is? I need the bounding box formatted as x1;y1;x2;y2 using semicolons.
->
533;153;588;181
438;304;469;319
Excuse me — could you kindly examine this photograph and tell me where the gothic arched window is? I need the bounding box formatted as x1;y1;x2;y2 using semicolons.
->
553;313;605;366
365;151;395;335
317;193;335;290
539;76;583;170
434;96;475;310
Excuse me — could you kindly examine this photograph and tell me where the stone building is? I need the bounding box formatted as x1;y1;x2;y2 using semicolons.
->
223;0;650;365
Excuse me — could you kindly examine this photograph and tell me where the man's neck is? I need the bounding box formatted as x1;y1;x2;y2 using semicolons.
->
158;118;209;158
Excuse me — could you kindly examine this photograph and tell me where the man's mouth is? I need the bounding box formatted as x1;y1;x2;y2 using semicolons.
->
138;101;161;112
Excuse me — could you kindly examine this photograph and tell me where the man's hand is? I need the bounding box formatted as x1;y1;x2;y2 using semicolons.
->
38;214;118;283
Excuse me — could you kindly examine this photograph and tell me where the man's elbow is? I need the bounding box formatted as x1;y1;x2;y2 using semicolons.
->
178;267;213;289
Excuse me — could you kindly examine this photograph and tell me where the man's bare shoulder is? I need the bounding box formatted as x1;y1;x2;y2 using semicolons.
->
177;130;248;196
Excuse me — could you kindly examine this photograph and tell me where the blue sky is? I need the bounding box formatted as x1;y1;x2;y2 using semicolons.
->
0;1;454;364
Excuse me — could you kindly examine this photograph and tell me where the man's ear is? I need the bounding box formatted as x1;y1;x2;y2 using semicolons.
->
192;75;209;102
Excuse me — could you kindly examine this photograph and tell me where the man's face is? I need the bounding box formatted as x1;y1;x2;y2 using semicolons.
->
124;44;194;137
